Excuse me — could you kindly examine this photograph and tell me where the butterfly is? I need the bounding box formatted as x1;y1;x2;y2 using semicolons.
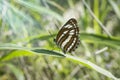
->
54;18;80;53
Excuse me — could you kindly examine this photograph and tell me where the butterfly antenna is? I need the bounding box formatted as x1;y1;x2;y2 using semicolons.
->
47;30;53;50
55;23;59;30
48;30;53;37
47;30;57;51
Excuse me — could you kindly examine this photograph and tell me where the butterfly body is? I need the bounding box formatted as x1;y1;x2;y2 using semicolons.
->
54;18;80;53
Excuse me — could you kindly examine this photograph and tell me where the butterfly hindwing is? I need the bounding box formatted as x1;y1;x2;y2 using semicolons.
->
54;18;80;53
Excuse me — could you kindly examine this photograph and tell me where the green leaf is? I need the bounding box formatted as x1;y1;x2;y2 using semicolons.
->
66;54;119;80
0;43;64;61
0;43;119;79
80;33;120;49
0;50;34;61
32;49;65;57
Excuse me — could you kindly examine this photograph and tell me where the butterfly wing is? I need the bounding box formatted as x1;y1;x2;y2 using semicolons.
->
54;18;80;53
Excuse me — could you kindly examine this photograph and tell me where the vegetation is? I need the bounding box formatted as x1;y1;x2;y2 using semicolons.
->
0;0;120;80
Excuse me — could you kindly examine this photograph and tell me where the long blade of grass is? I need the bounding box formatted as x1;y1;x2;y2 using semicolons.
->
15;0;63;21
80;33;120;49
66;54;120;80
0;43;119;79
82;0;112;37
6;63;25;80
108;0;120;19
0;43;64;61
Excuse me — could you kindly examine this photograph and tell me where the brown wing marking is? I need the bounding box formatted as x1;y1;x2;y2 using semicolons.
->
69;36;79;53
63;35;75;52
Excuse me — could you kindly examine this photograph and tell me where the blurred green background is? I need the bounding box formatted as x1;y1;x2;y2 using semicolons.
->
0;0;120;80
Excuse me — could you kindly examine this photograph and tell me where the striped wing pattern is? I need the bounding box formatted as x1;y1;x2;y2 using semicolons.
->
54;18;80;53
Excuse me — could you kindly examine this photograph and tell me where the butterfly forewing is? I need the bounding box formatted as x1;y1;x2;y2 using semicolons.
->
54;18;80;53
